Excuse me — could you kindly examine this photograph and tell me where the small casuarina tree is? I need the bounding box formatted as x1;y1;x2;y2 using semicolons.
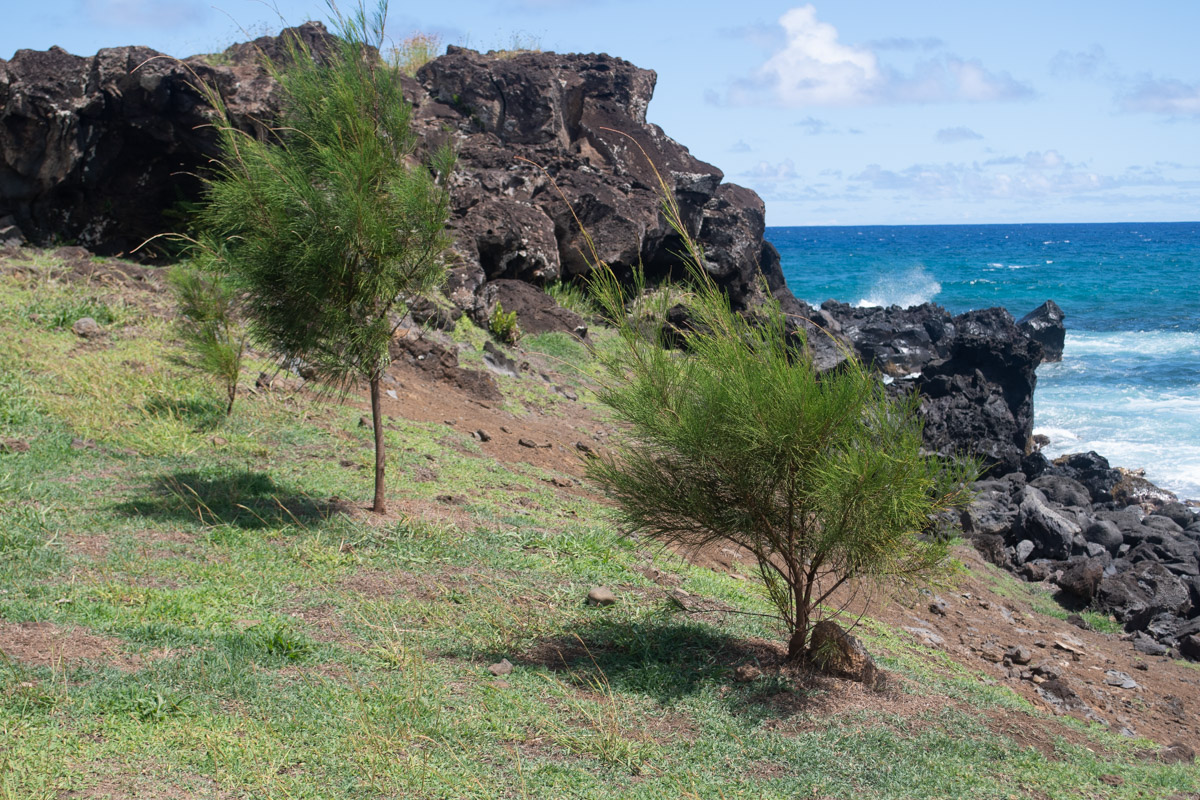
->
198;1;454;512
582;157;978;662
168;253;247;416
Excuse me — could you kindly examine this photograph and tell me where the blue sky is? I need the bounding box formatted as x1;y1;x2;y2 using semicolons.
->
4;1;1199;226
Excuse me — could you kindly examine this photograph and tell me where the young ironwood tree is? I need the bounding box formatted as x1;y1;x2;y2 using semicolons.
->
199;1;454;512
168;254;247;416
584;177;978;662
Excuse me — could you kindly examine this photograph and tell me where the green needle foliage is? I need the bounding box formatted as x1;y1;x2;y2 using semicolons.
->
197;1;455;512
167;257;247;416
584;155;979;662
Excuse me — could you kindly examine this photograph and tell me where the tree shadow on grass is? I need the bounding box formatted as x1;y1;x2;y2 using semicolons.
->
515;615;854;723
115;469;341;530
142;394;227;432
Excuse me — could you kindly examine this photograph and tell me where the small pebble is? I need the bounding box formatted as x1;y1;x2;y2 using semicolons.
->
586;587;616;607
488;659;513;677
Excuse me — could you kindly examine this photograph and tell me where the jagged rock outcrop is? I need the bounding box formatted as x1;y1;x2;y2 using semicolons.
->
0;25;329;255
408;45;782;312
812;302;1046;476
1018;300;1065;362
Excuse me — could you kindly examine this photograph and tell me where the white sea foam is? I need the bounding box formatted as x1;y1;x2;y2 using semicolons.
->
853;265;941;309
1037;375;1200;501
1064;330;1200;358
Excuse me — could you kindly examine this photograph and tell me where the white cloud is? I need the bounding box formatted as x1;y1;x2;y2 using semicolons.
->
1049;45;1111;79
935;126;983;143
729;5;1032;107
729;139;753;153
1119;78;1200;117
845;151;1199;203
742;159;799;181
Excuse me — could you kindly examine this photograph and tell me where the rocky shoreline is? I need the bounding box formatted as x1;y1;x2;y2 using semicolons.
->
2;24;1197;660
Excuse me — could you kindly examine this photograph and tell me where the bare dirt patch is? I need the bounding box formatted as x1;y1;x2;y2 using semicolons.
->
0;621;141;672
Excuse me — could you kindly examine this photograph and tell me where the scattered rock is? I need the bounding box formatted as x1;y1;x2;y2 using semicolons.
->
929;596;950;616
1143;742;1196;765
1098;775;1124;787
1103;670;1139;690
1006;645;1032;665
476;429;491;442
488;658;513;676
979;642;1006;663
903;626;945;648
809;620;886;689
586;587;616;607
71;317;101;338
518;438;537;449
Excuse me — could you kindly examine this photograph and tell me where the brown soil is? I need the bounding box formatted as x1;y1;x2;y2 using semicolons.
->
0;621;142;672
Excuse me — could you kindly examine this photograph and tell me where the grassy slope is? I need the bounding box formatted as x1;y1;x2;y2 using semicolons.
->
0;251;1196;799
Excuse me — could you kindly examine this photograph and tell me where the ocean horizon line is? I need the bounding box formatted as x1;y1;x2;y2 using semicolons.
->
766;220;1200;231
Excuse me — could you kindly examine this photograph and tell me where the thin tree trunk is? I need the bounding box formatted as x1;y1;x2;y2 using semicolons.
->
370;373;387;513
786;623;807;662
226;384;236;416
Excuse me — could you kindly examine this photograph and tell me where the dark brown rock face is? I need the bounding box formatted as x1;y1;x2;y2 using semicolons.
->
408;45;782;311
0;24;336;255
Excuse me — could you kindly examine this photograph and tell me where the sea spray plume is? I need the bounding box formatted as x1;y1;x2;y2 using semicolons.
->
193;0;455;513
538;130;980;663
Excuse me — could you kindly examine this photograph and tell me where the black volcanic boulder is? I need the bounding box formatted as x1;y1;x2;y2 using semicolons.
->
916;308;1043;475
1096;561;1193;631
1030;474;1092;507
1017;300;1066;362
1051;452;1122;504
817;301;955;376
1016;486;1081;560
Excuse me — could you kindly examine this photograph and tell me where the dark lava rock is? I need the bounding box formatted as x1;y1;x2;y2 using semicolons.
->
0;25;324;256
1017;300;1065;362
914;307;1043;476
416;46;783;312
1180;633;1200;661
1057;558;1104;603
1030;474;1092;507
1051;451;1122;504
1155;502;1195;529
1084;519;1124;555
1096;561;1192;631
1017;487;1080;560
809;620;886;689
409;297;462;331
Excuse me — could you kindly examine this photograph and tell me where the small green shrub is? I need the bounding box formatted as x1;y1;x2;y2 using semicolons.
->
489;302;520;345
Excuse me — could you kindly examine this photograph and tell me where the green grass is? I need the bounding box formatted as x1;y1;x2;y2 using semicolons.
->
0;253;1195;799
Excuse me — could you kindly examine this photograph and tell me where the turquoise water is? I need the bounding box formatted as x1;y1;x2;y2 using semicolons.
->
767;222;1200;500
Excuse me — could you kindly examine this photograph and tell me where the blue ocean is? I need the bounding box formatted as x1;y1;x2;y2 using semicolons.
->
767;222;1200;501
